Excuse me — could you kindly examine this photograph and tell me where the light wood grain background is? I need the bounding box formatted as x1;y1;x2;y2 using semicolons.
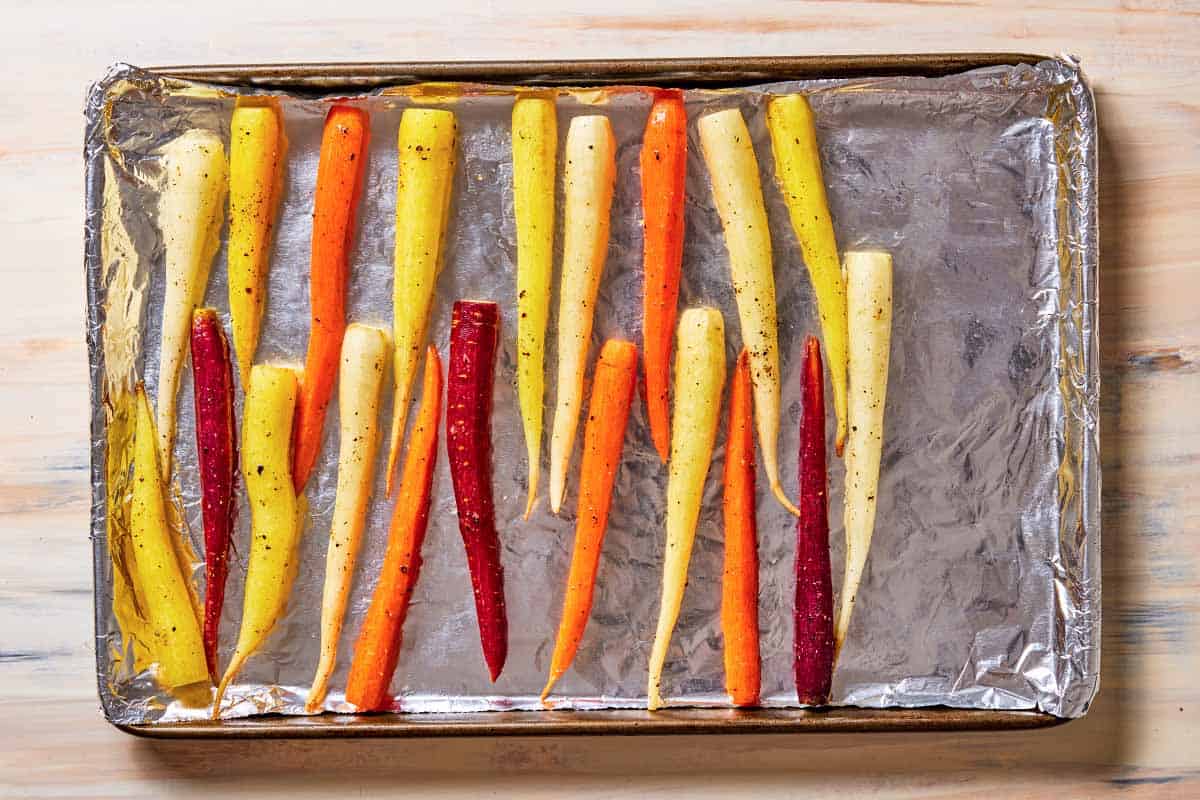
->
2;0;1197;797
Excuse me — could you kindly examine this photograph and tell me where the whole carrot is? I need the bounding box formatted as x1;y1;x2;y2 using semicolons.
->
154;130;228;477
291;105;370;492
384;108;458;497
227;101;287;386
648;307;726;711
698;108;800;517
836;251;893;653
306;324;391;712
512;95;557;518
548;115;617;513
213;364;304;718
640;92;688;463
345;347;443;712
766;95;849;455
446;301;507;681
130;384;209;694
190;308;236;684
541;339;638;704
795;336;834;705
722;349;759;707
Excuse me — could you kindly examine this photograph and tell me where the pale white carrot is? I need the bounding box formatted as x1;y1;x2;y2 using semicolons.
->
548;114;616;514
155;129;228;477
306;324;391;712
698;108;799;517
835;250;893;656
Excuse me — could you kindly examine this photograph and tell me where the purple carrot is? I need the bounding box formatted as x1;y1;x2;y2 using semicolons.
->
446;300;508;681
795;335;834;704
190;307;237;683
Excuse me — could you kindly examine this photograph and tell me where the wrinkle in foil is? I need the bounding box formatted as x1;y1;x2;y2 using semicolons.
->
84;59;1099;724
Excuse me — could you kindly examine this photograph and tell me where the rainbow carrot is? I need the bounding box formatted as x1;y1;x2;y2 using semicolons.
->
541;339;638;704
835;250;894;653
190;308;236;684
698;108;799;517
512;96;557;518
722;349;759;707
640;92;688;463
384;108;457;497
794;336;834;705
345;348;443;712
154;130;228;477
306;324;391;712
648;307;726;711
446;301;507;681
766;95;848;455
227;101;287;386
291;105;369;492
548;115;617;513
213;365;303;718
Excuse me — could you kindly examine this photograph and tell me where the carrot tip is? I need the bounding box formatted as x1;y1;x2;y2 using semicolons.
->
771;480;801;517
523;490;537;520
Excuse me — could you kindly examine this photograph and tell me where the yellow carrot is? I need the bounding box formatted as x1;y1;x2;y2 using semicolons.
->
213;365;303;717
647;307;726;711
384;108;457;497
835;250;893;656
766;94;849;455
549;114;616;514
155;129;228;477
227;101;288;387
698;108;799;517
512;95;558;519
307;324;391;712
130;384;208;694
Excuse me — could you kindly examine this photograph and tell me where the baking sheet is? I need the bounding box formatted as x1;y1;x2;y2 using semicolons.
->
85;57;1099;726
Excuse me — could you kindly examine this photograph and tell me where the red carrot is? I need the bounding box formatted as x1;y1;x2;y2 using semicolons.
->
446;300;507;681
190;307;236;684
722;349;760;707
794;336;834;704
345;347;442;711
541;339;638;703
291;104;370;492
640;91;688;463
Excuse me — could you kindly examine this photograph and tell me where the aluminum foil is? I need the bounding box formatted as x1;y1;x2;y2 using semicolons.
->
85;58;1099;724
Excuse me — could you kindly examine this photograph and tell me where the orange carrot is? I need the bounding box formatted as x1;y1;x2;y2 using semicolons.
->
640;92;688;463
721;349;760;707
291;105;369;492
345;347;443;712
541;339;638;704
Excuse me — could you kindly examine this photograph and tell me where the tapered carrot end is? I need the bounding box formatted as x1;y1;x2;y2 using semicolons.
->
383;434;401;498
650;424;670;464
771;480;801;517
539;674;560;708
523;458;539;520
487;663;503;683
211;650;249;720
305;680;327;714
835;431;846;458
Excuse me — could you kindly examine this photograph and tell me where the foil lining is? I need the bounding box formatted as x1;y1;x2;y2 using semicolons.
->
84;58;1099;724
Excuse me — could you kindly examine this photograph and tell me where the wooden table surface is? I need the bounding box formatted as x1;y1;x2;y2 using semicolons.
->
2;1;1197;796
